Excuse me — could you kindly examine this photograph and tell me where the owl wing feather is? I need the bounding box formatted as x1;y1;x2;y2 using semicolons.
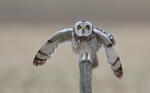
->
93;28;123;79
33;28;73;66
93;28;113;46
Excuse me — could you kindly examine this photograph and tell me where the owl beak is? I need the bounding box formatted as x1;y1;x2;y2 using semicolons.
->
82;29;85;34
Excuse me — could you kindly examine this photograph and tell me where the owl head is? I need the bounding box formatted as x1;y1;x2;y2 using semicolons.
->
74;20;94;36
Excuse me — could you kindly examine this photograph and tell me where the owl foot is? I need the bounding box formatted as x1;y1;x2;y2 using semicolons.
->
81;53;92;61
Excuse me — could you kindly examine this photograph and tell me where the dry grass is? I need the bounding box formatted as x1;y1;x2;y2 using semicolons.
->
0;23;150;93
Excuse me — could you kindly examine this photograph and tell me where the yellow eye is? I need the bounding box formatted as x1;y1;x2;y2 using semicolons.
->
85;25;90;29
78;25;82;30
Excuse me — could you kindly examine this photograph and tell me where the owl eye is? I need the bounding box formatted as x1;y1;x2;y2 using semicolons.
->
85;25;90;30
78;25;82;30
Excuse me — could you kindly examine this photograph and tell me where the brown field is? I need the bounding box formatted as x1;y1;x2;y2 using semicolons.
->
0;23;150;93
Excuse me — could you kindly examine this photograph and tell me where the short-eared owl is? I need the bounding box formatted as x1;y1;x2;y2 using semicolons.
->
33;20;123;79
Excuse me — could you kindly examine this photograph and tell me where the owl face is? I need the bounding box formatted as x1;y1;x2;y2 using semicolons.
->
74;21;93;36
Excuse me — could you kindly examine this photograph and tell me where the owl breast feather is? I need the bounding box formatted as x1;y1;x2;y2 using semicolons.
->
72;33;99;54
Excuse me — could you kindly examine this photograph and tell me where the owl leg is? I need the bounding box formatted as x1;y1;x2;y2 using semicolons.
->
92;53;99;69
79;53;98;69
79;53;92;62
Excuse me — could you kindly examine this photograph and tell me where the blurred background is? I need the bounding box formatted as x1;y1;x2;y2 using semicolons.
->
0;0;150;93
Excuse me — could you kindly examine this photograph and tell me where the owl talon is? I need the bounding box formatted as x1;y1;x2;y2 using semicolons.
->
80;53;92;62
80;60;92;64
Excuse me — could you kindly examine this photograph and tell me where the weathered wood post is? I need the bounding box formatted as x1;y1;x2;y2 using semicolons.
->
79;60;92;93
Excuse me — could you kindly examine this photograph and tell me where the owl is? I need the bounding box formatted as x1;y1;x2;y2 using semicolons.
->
33;20;123;79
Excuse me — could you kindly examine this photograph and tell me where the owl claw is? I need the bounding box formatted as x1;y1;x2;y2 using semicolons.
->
33;56;46;66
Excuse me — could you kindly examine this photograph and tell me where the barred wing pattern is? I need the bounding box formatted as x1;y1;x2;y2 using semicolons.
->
93;28;123;79
33;28;73;66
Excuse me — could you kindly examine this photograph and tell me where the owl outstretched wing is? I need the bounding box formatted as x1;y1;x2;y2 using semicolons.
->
33;28;73;66
93;28;123;79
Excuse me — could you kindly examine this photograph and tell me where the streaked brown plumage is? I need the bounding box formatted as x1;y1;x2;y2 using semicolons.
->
33;20;123;79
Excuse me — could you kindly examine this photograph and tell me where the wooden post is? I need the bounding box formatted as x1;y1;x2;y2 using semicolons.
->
79;60;92;93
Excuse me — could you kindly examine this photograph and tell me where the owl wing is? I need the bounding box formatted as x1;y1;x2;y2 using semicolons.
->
33;28;73;66
93;28;123;79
